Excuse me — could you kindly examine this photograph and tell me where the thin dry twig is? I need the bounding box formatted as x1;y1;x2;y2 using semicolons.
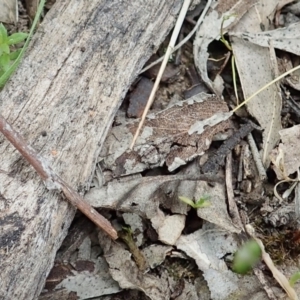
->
237;143;245;183
140;0;212;74
0;114;118;240
233;65;300;113
247;133;267;181
130;0;192;149
253;268;278;300
225;152;243;228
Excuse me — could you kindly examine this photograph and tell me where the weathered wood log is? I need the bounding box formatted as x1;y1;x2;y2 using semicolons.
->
0;0;182;298
0;113;118;239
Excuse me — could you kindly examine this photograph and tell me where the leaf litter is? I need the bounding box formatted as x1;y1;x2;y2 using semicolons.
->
40;0;300;299
100;93;232;176
229;1;283;168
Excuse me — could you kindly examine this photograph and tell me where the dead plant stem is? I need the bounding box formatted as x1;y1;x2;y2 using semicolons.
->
130;0;191;149
140;0;212;74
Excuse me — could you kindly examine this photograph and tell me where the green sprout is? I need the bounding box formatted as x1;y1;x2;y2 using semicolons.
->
119;226;147;271
233;239;262;274
0;0;45;88
121;225;133;235
289;271;300;287
178;195;210;209
0;24;28;77
219;14;237;51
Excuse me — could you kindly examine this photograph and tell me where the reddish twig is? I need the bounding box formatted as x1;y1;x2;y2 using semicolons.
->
0;114;118;240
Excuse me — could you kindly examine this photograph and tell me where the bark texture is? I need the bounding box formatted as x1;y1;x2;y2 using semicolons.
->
0;0;182;298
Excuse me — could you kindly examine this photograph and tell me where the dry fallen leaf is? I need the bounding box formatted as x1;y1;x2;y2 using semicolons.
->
85;161;240;245
98;230;170;300
142;245;172;269
157;214;186;245
230;0;282;167
0;0;17;23
193;0;257;95
85;174;192;218
232;21;300;90
44;236;120;299
176;222;264;299
194;181;241;233
270;125;300;177
85;172;196;245
55;257;120;299
231;22;300;57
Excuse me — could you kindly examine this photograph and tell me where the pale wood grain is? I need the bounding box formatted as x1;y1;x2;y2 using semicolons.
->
0;0;182;298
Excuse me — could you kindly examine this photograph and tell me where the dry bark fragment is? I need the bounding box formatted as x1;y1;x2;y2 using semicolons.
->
202;121;256;174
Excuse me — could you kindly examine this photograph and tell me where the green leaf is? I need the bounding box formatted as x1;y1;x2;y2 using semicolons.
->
0;0;46;88
178;196;196;208
8;32;29;45
9;50;21;60
122;226;133;234
0;43;10;54
194;196;210;208
233;240;262;274
0;53;11;72
0;23;8;44
289;271;300;287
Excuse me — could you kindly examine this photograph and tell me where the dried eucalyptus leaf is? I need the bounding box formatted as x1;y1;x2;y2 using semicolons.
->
85;163;229;243
0;0;17;23
231;22;300;56
176;222;264;300
142;245;172;269
195;181;241;233
85;161;223;214
55;257;120;298
193;0;256;95
98;230;170;300
275;125;300;177
230;1;282;167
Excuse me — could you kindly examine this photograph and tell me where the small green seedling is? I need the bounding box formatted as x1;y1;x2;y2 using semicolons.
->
289;271;300;287
233;239;262;274
0;24;28;77
0;0;45;88
121;226;133;235
178;195;210;209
